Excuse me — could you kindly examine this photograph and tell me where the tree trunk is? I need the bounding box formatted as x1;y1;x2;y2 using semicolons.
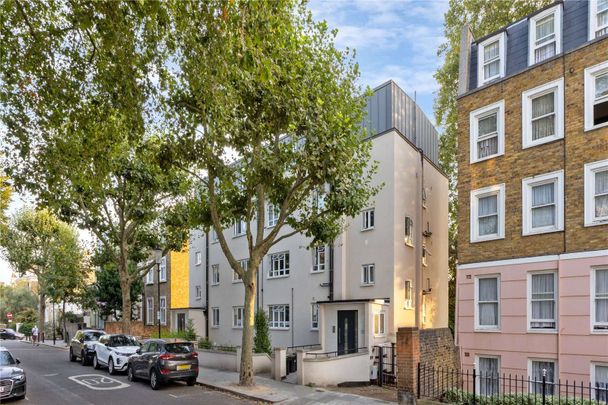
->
119;240;132;334
239;272;257;386
38;293;46;342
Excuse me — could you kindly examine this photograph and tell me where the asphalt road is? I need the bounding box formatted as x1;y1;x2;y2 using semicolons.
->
0;340;252;405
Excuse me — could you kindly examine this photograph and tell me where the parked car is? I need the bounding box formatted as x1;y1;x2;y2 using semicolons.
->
0;329;24;340
127;339;198;390
92;334;140;375
0;346;26;401
69;329;104;366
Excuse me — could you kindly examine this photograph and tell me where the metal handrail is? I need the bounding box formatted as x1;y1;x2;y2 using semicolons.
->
304;346;368;359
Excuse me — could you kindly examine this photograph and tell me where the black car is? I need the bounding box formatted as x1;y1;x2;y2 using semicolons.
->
127;339;198;390
69;329;104;366
0;347;26;401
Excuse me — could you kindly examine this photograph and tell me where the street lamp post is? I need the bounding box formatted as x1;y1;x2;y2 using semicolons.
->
154;249;162;339
52;302;56;345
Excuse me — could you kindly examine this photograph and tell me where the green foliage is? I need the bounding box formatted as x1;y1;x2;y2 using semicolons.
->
160;320;196;341
184;319;197;341
254;311;272;355
0;174;10;226
16;308;38;324
60;311;83;324
19;323;34;337
443;389;598;405
434;0;552;332
197;338;212;350
0;283;38;323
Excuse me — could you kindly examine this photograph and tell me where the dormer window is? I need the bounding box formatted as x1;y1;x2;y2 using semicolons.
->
478;33;506;86
590;0;608;40
528;5;562;65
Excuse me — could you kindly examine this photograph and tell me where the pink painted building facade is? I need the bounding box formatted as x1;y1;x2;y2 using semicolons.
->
455;0;608;395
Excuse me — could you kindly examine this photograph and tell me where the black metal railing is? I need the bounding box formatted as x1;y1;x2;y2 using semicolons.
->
417;364;608;404
286;344;321;354
373;344;397;387
304;346;368;359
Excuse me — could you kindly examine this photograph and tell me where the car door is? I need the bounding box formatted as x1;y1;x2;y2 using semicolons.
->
97;335;109;364
72;331;82;355
134;342;150;377
145;342;159;376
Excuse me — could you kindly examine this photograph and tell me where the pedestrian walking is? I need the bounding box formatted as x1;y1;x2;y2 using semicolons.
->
32;325;39;346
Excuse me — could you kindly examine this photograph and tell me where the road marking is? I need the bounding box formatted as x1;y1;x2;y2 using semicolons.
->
68;374;130;391
43;373;58;377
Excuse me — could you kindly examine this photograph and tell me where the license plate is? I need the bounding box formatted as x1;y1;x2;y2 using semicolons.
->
177;364;190;371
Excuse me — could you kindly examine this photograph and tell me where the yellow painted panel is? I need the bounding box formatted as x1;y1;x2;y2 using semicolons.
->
170;243;190;309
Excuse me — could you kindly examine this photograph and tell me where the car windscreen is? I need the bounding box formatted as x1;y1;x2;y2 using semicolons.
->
110;335;139;347
0;351;16;366
165;343;194;354
84;332;103;341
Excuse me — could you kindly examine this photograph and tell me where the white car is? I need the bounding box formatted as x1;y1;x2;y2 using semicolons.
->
92;334;141;375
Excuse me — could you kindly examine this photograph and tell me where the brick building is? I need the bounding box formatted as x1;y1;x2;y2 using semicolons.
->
455;0;608;392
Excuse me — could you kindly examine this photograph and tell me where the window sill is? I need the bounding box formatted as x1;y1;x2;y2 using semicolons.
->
585;219;608;227
522;226;562;236
195;263;202;266
404;306;414;310
405;242;414;248
361;283;375;287
233;234;246;239
474;328;501;332
374;333;387;338
470;152;504;165
195;297;202;301
211;283;220;287
232;326;243;329
522;135;563;150
211;240;219;244
211;325;219;329
268;274;290;280
478;75;503;88
591;328;608;334
585;121;608;132
527;329;558;334
471;235;504;244
265;224;277;229
310;328;319;332
159;280;167;283
269;327;290;331
232;280;243;284
146;282;154;285
310;270;325;274
361;227;375;232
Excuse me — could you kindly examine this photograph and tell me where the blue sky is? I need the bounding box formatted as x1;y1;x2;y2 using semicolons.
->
308;0;449;125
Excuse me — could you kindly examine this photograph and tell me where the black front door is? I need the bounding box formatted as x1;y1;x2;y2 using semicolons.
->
177;313;186;332
337;310;358;355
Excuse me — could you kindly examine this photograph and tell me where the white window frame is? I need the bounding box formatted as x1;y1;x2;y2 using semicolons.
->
211;264;220;286
470;184;505;243
311;303;319;330
267;203;279;228
592;267;608;332
527;271;558;332
522;170;564;236
211;229;219;243
469;100;505;163
404;216;414;247
422;246;428;267
146;297;154;325
146;269;154;285
475;355;501;395
268;304;290;330
312;246;326;273
404;280;413;309
159;296;167;325
195;251;202;266
195;285;202;300
212;307;220;328
373;311;386;336
361;263;375;286
591;362;608;401
477;32;506;86
474;275;501;331
528;358;558;395
589;0;608;40
234;259;247;282
159;256;167;282
232;306;244;328
233;219;247;237
584;60;608;131
585;159;608;226
528;5;562;66
361;208;375;231
268;251;290;278
522;78;564;149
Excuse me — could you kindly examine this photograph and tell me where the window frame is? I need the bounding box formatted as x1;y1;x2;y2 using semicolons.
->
233;259;247;283
146;297;154;325
584;159;608;227
211;264;220;286
232;306;244;329
470;184;506;243
267;203;279;228
211;229;219;244
475;355;501;395
312;246;327;273
528;358;558;395
195;251;202;266
233;219;247;237
361;263;375;286
527;270;558;332
589;0;608;40
361;208;375;231
528;5;562;66
268;304;290;330
469;100;505;163
146;269;154;285
584;60;608;131
522;170;564;236
474;274;501;331
404;216;414;247
522;78;565;149
592;267;608;332
212;307;220;328
404;280;413;309
159;256;167;282
477;32;506;86
311;303;319;330
268;251;290;279
159;296;167;325
373;311;386;336
195;285;202;300
591;362;608;401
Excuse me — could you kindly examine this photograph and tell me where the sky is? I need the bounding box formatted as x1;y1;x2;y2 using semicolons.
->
0;0;449;284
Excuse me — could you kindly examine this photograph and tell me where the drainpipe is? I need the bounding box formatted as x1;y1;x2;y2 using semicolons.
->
205;231;209;339
329;243;334;301
291;288;295;347
415;148;424;329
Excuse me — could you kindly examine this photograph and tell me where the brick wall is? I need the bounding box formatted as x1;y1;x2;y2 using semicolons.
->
457;37;608;264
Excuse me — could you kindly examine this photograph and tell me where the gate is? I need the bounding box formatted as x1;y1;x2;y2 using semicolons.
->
285;344;321;376
373;344;397;387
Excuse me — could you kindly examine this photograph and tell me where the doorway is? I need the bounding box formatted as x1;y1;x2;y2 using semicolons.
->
177;313;186;332
337;310;358;355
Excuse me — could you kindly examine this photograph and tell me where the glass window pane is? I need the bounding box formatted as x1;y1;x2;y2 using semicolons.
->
532;183;555;206
597;73;608;99
532;206;556;228
532;115;555;140
478;136;498;158
532;93;555;118
484;41;499;62
596;170;608;194
479;278;498;301
479;113;497;136
478;195;498;216
535;15;554;43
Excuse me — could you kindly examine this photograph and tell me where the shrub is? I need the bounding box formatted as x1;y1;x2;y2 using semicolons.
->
184;319;196;341
19;323;34;337
254;310;272;355
442;389;600;405
198;337;212;349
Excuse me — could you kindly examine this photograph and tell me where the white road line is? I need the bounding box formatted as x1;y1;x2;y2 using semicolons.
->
43;373;59;376
68;374;130;391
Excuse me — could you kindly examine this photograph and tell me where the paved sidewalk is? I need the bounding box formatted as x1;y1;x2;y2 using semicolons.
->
19;339;69;350
196;366;396;404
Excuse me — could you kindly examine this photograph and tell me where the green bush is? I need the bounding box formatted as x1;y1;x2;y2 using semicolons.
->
254;310;272;355
198;337;212;349
19;323;34;337
183;319;196;341
442;389;599;405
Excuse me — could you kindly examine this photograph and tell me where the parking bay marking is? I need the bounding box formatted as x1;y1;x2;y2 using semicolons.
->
68;374;130;391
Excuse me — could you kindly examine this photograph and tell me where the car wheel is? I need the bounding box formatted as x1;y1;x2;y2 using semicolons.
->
80;351;88;366
127;365;137;382
69;348;76;362
186;377;196;386
93;354;100;370
15;393;25;400
150;368;161;390
108;358;116;375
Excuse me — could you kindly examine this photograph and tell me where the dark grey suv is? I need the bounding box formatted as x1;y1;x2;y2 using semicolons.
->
69;329;104;366
127;339;198;390
0;347;26;401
